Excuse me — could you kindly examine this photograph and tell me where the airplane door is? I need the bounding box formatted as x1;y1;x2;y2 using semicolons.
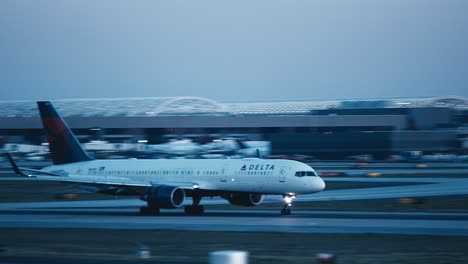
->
279;166;287;183
220;165;228;183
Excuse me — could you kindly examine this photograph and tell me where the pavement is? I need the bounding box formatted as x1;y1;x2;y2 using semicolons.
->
2;163;468;236
0;207;467;236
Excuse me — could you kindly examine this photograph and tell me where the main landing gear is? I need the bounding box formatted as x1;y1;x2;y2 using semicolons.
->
280;194;296;215
184;191;205;215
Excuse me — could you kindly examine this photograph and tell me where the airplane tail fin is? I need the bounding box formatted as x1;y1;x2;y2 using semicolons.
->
235;140;248;149
256;149;263;159
37;101;94;165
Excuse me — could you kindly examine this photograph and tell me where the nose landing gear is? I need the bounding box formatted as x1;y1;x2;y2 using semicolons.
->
281;194;296;215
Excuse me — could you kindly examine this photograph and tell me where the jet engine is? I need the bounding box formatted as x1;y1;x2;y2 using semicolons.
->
224;192;265;207
142;186;185;209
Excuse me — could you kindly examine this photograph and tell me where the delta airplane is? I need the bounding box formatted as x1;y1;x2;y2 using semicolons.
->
5;101;325;215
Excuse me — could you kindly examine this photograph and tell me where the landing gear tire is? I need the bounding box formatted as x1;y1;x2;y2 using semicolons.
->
281;207;291;215
184;205;205;215
140;206;160;216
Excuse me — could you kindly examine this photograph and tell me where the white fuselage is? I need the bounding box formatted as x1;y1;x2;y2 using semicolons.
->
40;158;325;195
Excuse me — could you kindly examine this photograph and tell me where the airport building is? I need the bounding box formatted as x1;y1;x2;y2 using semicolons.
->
0;96;467;160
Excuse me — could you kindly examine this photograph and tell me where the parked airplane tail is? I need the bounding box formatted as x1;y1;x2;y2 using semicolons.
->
236;140;248;149
37;101;94;165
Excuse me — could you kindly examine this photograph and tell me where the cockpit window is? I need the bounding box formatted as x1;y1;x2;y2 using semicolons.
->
295;171;317;177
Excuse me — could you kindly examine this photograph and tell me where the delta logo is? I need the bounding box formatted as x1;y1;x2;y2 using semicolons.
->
241;164;275;171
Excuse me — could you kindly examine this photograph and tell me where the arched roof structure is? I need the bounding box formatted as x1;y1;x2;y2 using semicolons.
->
0;96;466;117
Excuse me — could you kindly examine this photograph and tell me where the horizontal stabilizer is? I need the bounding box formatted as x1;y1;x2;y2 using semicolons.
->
3;152;60;177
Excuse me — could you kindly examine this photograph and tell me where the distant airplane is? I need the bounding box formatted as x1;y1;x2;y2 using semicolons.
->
5;101;325;215
3;143;47;156
149;138;202;157
148;137;269;158
200;138;268;157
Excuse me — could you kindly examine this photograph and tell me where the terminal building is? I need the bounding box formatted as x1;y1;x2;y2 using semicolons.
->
0;96;467;160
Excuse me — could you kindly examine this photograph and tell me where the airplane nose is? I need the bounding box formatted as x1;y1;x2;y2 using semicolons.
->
315;177;326;192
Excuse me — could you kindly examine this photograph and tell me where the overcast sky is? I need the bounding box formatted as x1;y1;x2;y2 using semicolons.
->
1;1;467;102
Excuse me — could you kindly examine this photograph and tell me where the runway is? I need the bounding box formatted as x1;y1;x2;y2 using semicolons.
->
2;175;468;202
1;175;468;210
2;166;468;237
0;207;468;236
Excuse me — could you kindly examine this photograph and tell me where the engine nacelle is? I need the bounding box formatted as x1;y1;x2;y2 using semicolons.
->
143;186;185;209
225;192;265;207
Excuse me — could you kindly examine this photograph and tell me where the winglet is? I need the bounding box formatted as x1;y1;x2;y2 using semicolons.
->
4;152;30;177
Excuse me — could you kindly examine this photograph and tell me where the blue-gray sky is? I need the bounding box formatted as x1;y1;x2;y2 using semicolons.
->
1;1;467;102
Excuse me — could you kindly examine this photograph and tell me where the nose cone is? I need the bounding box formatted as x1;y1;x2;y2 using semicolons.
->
299;175;326;194
309;177;325;193
316;177;326;192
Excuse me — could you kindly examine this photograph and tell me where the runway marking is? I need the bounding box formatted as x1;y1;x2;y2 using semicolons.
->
1;210;468;236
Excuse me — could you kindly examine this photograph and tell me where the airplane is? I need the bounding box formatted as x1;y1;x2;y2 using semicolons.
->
200;138;270;158
147;137;266;158
149;138;202;157
4;101;325;215
3;143;48;158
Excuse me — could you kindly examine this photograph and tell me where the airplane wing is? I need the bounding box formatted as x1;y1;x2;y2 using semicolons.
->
149;181;198;190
